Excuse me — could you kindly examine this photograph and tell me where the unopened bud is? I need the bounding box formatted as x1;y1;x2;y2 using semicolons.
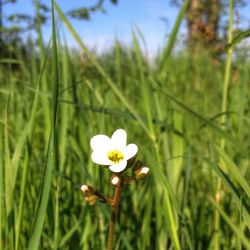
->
110;175;122;186
84;195;97;206
134;166;149;180
80;184;94;196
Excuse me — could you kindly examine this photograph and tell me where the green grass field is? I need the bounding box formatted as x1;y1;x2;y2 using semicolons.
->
0;1;250;249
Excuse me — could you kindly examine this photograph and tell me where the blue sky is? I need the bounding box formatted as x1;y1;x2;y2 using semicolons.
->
3;0;250;57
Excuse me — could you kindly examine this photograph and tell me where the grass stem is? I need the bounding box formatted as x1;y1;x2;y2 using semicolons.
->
214;0;234;249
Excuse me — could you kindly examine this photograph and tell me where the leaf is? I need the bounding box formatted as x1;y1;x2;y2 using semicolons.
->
224;29;250;50
67;8;90;20
110;0;118;4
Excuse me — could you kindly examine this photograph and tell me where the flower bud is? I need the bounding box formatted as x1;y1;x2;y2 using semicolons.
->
84;195;97;206
134;166;149;180
110;175;122;186
80;184;94;197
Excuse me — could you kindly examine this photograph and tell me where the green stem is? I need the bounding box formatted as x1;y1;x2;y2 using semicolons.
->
107;184;123;250
214;0;234;249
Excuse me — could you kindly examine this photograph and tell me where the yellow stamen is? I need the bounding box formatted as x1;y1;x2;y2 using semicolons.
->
108;150;124;163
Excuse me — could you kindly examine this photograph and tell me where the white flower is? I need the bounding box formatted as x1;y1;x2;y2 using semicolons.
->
90;129;138;173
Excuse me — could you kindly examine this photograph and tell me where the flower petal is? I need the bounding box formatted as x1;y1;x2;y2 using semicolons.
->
123;144;138;160
109;160;127;173
91;151;112;165
111;129;127;149
90;134;111;152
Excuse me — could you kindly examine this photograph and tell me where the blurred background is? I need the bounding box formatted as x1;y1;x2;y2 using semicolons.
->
0;0;250;249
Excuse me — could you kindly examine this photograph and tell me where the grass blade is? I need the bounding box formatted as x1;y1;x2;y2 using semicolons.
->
0;110;3;250
159;0;189;71
152;81;246;154
15;44;50;250
204;157;250;228
54;1;152;140
28;1;59;249
214;145;250;200
209;197;250;249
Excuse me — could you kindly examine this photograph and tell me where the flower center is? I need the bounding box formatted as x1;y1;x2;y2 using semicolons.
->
108;150;124;163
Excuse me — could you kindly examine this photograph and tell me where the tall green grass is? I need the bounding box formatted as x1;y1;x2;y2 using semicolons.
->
0;1;250;249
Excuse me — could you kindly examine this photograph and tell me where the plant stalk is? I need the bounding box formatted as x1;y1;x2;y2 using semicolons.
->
214;0;234;249
107;183;123;250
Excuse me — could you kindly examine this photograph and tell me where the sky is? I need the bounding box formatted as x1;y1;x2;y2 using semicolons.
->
3;0;250;57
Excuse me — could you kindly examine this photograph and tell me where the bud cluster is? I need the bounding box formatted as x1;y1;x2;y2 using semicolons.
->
81;161;149;206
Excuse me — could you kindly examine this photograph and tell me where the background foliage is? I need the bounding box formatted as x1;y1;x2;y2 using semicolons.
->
0;0;250;249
